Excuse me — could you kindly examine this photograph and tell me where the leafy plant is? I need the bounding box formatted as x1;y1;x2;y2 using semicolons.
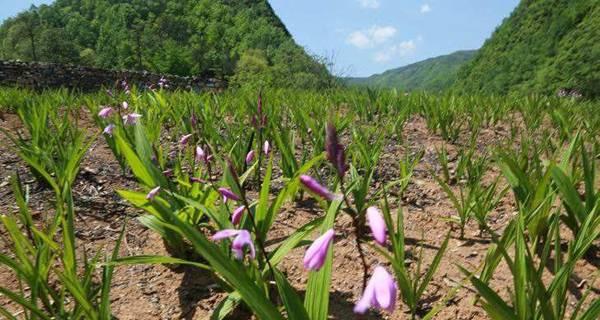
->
461;203;600;320
370;194;451;319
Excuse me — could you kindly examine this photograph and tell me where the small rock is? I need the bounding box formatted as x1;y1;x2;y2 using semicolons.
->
85;166;100;175
466;251;478;258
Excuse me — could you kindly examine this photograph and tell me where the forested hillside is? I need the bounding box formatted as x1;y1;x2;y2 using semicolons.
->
456;0;600;97
0;0;332;88
345;50;476;91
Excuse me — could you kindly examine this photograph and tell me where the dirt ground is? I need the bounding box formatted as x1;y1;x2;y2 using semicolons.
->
0;110;598;319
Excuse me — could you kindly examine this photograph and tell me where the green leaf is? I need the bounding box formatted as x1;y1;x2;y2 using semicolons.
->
168;215;283;319
255;157;273;237
274;269;309;320
513;214;528;320
114;130;157;187
106;255;210;271
416;232;450;299
552;166;586;226
210;292;241;320
268;217;324;267
100;220;128;320
0;287;52;320
57;271;98;319
577;293;600;320
0;305;18;320
458;265;517;320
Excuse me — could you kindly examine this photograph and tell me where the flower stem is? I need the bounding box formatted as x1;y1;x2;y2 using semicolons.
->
339;181;369;291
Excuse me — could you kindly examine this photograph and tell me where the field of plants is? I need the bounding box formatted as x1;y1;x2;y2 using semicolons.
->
0;86;598;319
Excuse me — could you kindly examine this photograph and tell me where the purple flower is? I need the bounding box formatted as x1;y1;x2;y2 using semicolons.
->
300;175;341;201
231;206;246;225
195;145;205;160
354;266;398;314
303;229;335;271
98;107;113;118
263;141;270;156
212;229;255;260
102;124;115;136
325;123;348;178
195;146;211;163
245;150;255;164
158;76;169;89
162;169;173;177
179;134;193;146
123;113;142;125
367;206;387;246
122;101;129;109
219;187;240;202
121;80;131;95
146;186;161;200
191;113;198;127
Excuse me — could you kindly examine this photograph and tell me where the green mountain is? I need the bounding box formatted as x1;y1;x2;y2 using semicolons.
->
456;0;600;97
0;0;332;89
345;50;477;91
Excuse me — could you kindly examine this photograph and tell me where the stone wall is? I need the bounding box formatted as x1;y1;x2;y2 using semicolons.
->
0;60;225;91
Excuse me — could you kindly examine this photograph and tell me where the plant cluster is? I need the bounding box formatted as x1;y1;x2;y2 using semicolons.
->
0;86;598;319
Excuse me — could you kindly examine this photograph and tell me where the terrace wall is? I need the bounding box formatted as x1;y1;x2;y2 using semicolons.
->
0;60;225;91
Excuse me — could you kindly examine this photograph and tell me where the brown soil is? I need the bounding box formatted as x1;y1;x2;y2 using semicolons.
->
0;111;598;320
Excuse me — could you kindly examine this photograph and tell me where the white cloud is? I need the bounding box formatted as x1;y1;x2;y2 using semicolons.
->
347;25;397;49
358;0;380;9
420;4;431;13
374;40;417;63
348;32;371;48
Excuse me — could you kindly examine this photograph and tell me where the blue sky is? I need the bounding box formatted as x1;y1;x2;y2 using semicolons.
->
2;0;520;77
0;1;53;22
269;0;519;76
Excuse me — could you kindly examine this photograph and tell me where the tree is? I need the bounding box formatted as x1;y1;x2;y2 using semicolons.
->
0;0;334;89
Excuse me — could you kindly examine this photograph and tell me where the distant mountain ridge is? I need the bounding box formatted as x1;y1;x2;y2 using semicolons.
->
455;0;600;96
345;50;477;91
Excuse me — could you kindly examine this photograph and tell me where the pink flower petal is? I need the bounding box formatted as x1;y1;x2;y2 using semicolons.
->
367;207;387;246
212;229;241;241
300;175;341;201
231;206;246;225
146;186;161;200
98;107;113;118
232;230;255;260
245;150;255;164
303;229;335;271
